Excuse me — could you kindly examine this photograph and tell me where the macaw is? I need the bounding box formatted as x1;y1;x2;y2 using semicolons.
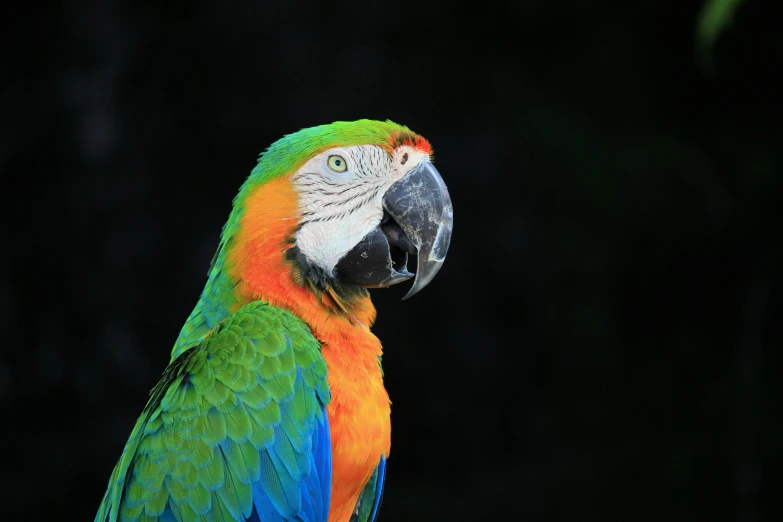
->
94;120;453;522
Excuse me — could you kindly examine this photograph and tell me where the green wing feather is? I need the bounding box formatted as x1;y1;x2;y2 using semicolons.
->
95;301;330;522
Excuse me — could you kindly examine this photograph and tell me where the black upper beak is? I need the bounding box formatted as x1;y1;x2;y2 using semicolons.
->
382;160;453;298
334;159;453;299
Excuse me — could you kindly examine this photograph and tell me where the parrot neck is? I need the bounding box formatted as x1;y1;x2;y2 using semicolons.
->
228;173;377;323
174;174;379;355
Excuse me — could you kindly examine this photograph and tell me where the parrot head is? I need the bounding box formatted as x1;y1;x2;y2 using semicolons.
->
286;124;452;299
217;119;452;320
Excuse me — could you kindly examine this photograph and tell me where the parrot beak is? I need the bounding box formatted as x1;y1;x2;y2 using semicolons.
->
382;160;453;299
334;159;453;299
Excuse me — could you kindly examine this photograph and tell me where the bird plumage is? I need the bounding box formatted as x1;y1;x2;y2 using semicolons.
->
96;120;445;522
95;302;331;522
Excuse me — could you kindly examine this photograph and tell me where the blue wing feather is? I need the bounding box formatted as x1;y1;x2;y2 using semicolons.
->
250;405;331;522
350;457;387;522
370;458;386;522
312;410;332;522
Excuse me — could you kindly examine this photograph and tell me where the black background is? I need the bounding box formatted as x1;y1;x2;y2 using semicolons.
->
3;1;783;520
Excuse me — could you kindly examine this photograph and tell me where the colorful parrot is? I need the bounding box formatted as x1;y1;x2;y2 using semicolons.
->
94;120;453;522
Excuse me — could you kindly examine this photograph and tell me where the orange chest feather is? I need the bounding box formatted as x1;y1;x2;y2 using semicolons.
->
322;333;391;522
228;176;391;522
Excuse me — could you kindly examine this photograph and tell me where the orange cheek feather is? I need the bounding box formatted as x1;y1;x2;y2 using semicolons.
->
228;174;392;522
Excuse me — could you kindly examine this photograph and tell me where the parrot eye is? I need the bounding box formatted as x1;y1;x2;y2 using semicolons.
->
327;155;348;173
401;153;409;165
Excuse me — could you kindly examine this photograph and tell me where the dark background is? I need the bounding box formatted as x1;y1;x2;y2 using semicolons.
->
2;1;782;520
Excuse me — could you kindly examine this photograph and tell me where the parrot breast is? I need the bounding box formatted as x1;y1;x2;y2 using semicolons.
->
226;174;392;521
320;328;391;522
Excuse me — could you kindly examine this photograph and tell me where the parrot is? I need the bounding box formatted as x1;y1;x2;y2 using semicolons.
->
94;119;453;522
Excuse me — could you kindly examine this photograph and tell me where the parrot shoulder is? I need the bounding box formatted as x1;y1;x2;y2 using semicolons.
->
95;300;332;522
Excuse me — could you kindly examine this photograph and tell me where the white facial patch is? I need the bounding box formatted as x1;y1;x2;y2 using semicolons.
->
292;144;426;275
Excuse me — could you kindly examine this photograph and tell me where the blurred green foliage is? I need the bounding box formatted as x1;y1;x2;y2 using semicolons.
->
697;0;747;69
